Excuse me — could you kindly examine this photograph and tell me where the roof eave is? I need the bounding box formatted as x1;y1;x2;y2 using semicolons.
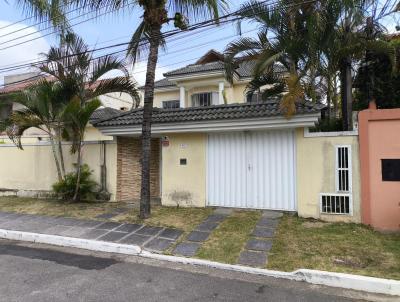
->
95;113;321;136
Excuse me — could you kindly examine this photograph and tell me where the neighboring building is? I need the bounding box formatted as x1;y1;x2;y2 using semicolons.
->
0;72;137;121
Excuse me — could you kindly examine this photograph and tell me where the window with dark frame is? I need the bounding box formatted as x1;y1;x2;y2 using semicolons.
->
162;100;180;109
191;92;218;107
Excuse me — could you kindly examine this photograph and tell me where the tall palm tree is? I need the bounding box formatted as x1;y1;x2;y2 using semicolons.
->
224;0;319;115
59;0;226;217
38;32;139;201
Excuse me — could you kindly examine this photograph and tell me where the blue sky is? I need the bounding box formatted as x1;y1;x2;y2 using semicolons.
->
0;1;397;85
0;1;256;85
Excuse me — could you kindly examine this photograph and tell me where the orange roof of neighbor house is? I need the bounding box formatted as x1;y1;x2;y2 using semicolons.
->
0;76;127;95
0;75;51;94
388;32;400;40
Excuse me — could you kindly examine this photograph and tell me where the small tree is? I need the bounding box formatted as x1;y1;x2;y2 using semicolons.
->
0;80;69;181
38;32;139;201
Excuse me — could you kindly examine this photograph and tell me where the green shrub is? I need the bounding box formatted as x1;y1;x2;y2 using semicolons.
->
52;164;98;201
310;117;343;132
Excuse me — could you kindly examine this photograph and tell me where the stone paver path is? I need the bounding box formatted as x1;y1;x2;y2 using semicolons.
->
238;210;282;268
172;208;232;257
0;211;183;253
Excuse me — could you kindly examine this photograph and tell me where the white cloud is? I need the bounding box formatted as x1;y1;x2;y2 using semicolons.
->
132;61;169;86
0;21;49;84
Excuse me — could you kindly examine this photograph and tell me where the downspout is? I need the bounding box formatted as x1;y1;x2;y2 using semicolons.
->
100;140;109;199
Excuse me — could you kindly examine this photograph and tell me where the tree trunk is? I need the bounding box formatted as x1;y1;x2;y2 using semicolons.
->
49;135;63;182
139;26;161;219
340;57;353;131
72;140;83;202
56;127;66;178
333;73;339;118
327;75;332;119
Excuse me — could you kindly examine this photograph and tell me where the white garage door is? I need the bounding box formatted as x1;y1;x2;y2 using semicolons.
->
207;130;296;211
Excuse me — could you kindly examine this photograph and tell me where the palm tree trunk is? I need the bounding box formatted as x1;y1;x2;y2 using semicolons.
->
340;57;353;131
73;140;83;202
49;135;63;182
56;127;66;178
327;76;332;119
139;26;161;219
333;73;339;118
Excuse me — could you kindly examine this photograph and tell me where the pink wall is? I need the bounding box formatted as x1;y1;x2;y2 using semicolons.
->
359;106;400;232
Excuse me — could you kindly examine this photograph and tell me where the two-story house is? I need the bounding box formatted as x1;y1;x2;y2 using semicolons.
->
148;50;255;109
93;49;362;223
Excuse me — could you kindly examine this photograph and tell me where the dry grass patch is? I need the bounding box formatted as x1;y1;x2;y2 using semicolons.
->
114;206;213;232
268;215;400;280
0;197;123;220
196;210;261;264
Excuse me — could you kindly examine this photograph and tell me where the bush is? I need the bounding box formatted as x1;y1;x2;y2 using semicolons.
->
52;164;98;201
310;117;343;132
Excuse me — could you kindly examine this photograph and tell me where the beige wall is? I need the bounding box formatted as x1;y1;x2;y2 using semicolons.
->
161;133;207;207
0;141;118;200
153;90;180;108
152;78;249;108
296;128;361;222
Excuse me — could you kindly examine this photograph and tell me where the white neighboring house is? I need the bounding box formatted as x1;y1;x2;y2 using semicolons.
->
0;72;138;138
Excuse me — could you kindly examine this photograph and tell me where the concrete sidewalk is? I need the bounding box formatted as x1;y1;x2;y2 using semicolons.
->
0;211;183;253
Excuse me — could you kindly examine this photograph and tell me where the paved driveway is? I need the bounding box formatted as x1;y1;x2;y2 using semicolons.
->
0;239;378;302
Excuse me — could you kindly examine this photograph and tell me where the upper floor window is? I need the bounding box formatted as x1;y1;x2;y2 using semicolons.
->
246;93;261;103
162;100;180;109
191;92;218;107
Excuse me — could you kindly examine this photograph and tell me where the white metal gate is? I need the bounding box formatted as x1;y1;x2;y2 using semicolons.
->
207;130;296;211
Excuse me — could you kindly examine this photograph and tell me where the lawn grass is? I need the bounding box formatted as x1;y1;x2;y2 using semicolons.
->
268;215;400;280
0;196;120;220
113;206;213;232
0;197;212;232
196;210;262;264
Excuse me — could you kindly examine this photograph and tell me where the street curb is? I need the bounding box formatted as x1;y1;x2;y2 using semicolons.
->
0;229;399;296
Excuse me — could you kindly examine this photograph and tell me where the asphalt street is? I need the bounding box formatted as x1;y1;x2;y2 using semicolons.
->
0;240;386;302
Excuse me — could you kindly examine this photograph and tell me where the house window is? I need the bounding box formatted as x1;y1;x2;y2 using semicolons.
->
320;146;352;215
162;100;180;109
191;92;218;107
246;93;260;103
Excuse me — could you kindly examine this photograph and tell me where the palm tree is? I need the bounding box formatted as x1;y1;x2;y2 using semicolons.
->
54;0;226;217
224;0;319;115
38;32;139;201
0;80;69;181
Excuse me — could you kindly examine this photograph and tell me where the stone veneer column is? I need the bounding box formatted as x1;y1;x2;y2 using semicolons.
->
116;137;160;201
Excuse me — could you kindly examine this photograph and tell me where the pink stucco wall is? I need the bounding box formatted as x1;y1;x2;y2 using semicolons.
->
359;107;400;232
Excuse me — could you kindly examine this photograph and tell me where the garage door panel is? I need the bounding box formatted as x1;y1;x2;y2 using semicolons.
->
207;130;296;211
207;133;247;207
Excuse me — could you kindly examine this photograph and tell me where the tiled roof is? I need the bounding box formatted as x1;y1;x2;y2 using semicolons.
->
0;76;52;94
153;78;177;89
164;61;225;77
90;107;122;123
94;101;322;127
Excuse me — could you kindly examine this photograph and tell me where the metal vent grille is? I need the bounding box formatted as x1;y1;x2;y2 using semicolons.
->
320;193;351;215
337;146;350;192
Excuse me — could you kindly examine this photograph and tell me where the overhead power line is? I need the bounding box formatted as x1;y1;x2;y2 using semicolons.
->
0;0;318;88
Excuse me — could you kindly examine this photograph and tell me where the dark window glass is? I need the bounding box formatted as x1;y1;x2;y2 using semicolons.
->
382;159;400;181
162;100;180;109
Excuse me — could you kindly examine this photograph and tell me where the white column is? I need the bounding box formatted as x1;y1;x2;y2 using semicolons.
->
218;82;225;105
180;86;186;108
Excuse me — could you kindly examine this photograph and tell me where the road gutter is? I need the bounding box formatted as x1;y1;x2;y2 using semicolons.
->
0;228;399;296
